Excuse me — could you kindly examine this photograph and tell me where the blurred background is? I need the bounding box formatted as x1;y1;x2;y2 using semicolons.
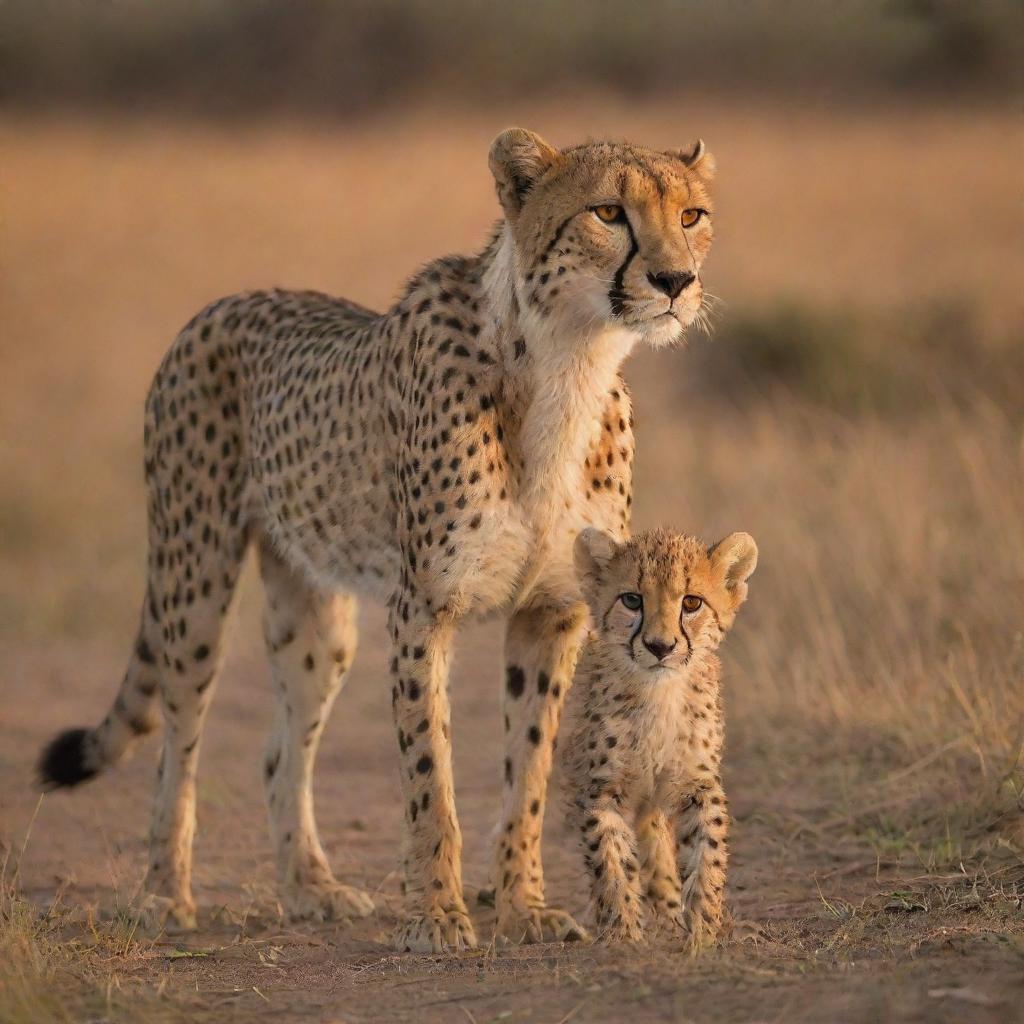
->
1;0;1022;1002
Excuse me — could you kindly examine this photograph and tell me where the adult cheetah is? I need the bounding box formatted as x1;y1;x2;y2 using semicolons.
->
38;128;717;953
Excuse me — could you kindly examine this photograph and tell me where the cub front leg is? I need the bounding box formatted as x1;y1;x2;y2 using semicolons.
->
572;788;646;943
389;600;476;953
494;601;590;944
636;809;684;927
675;784;730;951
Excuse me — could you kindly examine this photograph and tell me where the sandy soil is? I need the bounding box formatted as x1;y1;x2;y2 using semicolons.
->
5;621;1022;1023
6;621;1021;1024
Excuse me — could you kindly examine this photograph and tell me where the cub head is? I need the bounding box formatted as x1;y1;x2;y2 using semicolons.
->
574;526;757;675
489;127;716;348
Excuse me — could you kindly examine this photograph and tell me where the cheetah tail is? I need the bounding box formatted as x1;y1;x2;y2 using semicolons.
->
37;621;161;790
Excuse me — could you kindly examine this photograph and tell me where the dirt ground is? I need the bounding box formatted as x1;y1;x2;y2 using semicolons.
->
2;100;1022;1023
4;625;1023;1024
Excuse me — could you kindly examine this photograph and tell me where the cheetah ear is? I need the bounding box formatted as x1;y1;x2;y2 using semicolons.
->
489;128;558;218
709;532;757;609
671;139;716;182
574;528;620;584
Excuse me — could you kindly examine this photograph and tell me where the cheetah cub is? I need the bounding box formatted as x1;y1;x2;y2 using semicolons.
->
564;526;757;949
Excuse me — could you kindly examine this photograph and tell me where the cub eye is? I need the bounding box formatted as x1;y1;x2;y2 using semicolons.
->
681;594;704;614
594;204;626;224
680;208;705;228
619;592;643;612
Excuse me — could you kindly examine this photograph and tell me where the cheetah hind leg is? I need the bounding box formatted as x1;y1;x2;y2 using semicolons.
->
132;517;251;934
259;542;375;924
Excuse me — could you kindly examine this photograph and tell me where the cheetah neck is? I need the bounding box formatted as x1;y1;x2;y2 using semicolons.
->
481;225;640;528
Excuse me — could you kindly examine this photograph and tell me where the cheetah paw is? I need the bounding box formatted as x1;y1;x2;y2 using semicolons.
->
597;913;647;945
495;904;591;945
680;918;721;955
664;908;721;953
283;881;376;923
647;901;685;933
131;892;197;933
393;905;477;953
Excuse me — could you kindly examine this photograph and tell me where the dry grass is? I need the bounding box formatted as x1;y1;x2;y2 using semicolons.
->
0;802;170;1023
1;102;1022;1021
642;383;1024;857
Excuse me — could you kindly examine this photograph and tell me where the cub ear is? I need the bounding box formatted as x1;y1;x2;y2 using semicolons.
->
671;138;716;182
709;532;757;608
574;527;620;583
489;128;558;218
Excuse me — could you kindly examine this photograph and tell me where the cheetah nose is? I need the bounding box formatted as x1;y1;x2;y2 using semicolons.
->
643;637;677;661
647;270;695;300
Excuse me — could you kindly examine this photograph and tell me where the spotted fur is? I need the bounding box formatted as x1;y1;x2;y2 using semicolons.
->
37;129;716;952
565;527;757;949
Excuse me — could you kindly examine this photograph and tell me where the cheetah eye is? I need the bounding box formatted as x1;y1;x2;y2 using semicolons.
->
681;208;705;229
594;204;626;225
681;594;703;614
619;592;643;612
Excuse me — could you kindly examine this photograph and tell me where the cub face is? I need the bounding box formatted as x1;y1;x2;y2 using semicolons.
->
489;128;716;348
574;526;757;675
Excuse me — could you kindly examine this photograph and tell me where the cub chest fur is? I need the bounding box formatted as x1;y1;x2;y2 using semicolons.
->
610;676;719;811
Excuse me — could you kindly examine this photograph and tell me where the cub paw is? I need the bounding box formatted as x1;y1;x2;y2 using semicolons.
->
679;910;722;954
495;903;591;945
596;909;647;945
283;881;376;924
647;895;686;933
393;904;477;953
132;892;197;933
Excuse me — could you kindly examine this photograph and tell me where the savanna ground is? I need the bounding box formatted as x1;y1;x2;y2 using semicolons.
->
2;100;1023;1022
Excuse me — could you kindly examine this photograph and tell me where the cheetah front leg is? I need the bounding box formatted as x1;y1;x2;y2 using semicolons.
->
636;809;684;929
259;543;374;925
571;788;646;942
389;600;476;953
493;601;590;944
674;784;730;951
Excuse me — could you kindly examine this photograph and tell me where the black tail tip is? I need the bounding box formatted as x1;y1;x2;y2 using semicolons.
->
38;728;98;790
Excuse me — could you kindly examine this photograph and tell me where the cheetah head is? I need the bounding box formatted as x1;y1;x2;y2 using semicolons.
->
489;128;716;348
574;526;756;675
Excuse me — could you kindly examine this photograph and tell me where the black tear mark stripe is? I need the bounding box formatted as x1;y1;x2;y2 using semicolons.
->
629;613;644;644
680;626;693;657
609;216;639;317
628;609;645;662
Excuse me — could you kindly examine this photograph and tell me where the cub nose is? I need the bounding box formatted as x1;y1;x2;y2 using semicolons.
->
647;270;695;300
643;637;677;661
